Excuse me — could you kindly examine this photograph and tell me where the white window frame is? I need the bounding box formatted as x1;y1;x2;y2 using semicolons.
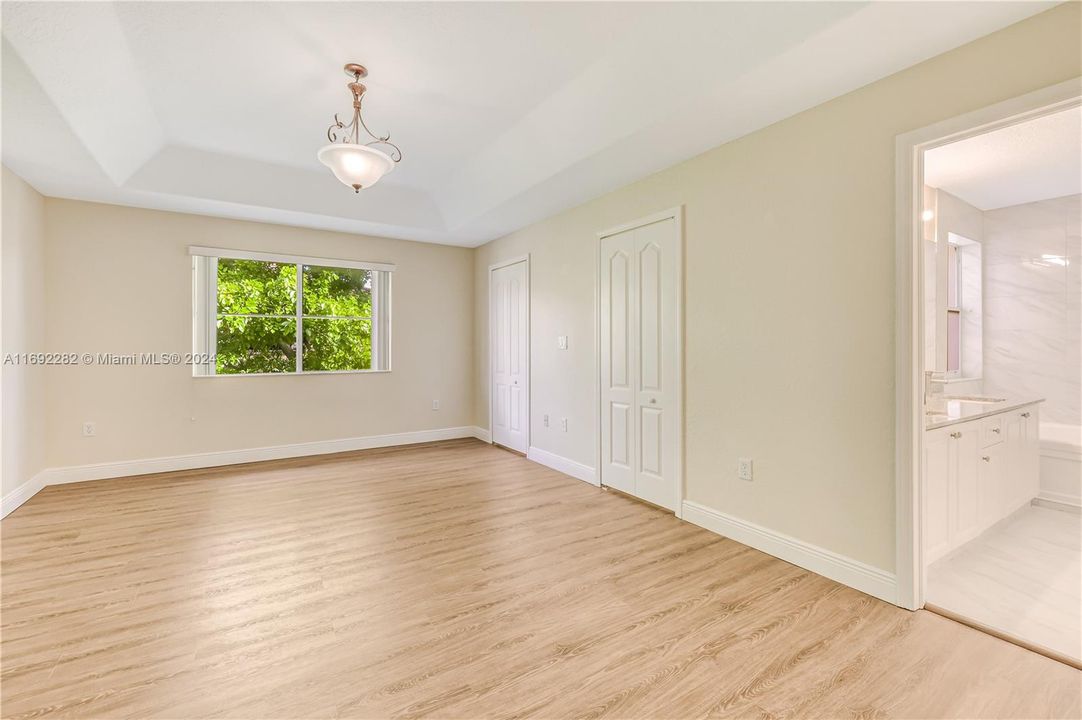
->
190;246;394;377
944;240;962;378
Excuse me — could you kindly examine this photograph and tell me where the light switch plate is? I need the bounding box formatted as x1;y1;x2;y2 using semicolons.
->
557;335;568;350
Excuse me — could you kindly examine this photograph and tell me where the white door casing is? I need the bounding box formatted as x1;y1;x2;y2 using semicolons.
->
490;258;529;453
894;79;1081;610
599;214;680;511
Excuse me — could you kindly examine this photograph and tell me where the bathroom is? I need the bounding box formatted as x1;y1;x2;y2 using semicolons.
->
919;105;1080;666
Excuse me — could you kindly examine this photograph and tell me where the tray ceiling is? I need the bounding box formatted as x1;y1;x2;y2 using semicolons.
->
2;2;1054;246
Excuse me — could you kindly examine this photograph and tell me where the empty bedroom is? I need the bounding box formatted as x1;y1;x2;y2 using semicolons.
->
1;2;1080;718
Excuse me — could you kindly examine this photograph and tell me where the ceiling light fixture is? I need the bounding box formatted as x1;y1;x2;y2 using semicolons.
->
318;63;402;193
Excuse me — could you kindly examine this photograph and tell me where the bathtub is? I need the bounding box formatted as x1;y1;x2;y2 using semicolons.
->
1040;422;1082;508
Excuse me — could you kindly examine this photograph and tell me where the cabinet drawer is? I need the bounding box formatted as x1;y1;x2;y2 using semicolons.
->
980;415;1005;447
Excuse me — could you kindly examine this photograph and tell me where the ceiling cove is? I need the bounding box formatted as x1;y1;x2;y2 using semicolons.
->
2;1;1054;246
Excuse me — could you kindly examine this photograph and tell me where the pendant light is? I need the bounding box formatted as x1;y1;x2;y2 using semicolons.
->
318;63;402;193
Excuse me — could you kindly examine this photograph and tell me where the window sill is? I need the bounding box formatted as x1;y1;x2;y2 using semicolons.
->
942;376;982;384
193;369;391;378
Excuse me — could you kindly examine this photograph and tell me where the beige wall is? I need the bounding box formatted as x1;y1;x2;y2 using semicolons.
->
1;166;48;497
44;200;474;468
473;4;1082;572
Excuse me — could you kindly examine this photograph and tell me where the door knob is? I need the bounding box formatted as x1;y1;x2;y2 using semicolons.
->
513;380;518;385
649;398;656;404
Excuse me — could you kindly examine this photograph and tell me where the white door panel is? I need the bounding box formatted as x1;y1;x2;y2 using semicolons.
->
610;402;632;467
600;217;678;510
491;261;528;453
601;238;636;494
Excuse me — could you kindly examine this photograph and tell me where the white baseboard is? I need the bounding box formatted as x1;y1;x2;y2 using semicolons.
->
2;426;490;518
527;446;598;486
1037;490;1082;509
1;472;46;519
681;500;897;605
472;426;492;443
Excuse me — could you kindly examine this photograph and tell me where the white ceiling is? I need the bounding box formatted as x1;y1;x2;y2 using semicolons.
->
924;105;1081;210
2;2;1057;247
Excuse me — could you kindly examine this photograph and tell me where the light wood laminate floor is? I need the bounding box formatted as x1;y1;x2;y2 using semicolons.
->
2;439;1080;719
927;504;1082;664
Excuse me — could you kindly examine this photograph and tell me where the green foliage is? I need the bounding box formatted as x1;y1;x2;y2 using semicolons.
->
214;259;372;374
217;259;295;315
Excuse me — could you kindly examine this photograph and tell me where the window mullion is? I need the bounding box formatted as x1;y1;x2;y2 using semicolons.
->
296;264;303;373
372;272;380;372
208;257;217;375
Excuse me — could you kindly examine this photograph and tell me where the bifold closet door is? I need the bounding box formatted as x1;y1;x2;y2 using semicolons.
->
599;218;677;510
491;260;528;453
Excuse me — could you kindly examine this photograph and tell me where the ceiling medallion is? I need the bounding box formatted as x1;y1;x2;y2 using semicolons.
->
317;63;402;193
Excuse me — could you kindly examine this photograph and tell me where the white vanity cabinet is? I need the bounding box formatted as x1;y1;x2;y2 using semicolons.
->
923;402;1040;563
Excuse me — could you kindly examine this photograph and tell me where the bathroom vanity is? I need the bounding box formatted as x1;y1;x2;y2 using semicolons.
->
923;398;1042;563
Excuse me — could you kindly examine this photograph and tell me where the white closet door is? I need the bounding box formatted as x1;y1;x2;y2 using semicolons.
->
600;218;677;510
491;260;528;453
600;231;637;495
633;219;677;509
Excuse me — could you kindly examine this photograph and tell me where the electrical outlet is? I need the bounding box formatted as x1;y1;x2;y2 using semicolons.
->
543;414;549;427
557;335;568;350
431;399;440;411
82;422;97;437
560;417;568;432
737;458;753;481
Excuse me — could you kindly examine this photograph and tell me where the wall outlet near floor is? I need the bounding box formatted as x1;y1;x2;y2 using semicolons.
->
431;400;440;411
737;457;753;481
560;417;568;432
82;421;97;437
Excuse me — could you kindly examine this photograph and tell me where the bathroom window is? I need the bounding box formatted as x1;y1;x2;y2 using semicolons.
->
946;242;961;375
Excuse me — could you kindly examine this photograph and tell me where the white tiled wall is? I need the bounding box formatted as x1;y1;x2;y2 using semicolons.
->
982;194;1081;425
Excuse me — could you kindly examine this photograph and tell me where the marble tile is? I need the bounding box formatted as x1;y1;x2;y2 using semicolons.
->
984;226;1067;267
981;196;1080;426
984;258;1066;297
984;328;1068;363
1067;253;1081;293
983;365;1080;424
983;293;1067;335
985;195;1072;230
927;505;1082;664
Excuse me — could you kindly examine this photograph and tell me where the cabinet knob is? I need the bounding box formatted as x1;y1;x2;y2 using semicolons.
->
982;455;991;462
950;431;962;439
1021;412;1031;418
992;427;1000;434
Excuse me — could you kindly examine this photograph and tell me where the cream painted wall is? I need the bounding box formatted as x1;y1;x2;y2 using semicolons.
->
44;200;474;468
1;166;47;497
473;4;1082;572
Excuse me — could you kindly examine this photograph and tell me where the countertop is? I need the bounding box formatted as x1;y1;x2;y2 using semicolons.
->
925;397;1044;431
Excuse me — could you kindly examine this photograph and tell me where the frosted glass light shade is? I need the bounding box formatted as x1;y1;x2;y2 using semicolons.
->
318;143;395;192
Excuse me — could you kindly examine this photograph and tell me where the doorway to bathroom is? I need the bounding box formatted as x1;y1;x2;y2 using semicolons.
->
895;79;1081;668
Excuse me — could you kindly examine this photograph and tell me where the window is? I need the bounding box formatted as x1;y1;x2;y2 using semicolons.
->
946;242;961;375
940;231;981;381
191;247;392;375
